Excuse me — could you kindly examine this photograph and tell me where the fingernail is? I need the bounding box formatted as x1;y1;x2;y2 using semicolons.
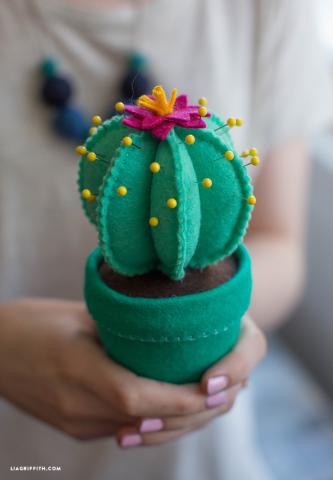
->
139;418;164;433
207;375;229;395
205;390;228;408
120;433;142;448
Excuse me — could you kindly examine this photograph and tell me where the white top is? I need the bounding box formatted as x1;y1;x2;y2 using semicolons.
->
0;0;331;478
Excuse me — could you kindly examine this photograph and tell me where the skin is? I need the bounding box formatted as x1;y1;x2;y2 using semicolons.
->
247;138;309;330
0;0;309;448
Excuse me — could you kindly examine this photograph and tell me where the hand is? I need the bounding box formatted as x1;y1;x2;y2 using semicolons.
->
0;300;266;445
116;315;267;448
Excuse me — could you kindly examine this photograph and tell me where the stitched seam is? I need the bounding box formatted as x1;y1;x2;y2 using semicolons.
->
98;324;237;343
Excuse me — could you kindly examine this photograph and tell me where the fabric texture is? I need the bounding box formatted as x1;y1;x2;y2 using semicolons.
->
85;244;252;383
82;110;253;280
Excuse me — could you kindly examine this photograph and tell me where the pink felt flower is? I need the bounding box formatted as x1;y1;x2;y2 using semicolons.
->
122;86;210;140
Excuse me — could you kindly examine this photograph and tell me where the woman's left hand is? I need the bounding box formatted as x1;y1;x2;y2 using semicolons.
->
117;315;266;448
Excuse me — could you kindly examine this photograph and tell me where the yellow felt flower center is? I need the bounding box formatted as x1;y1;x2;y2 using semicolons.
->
138;85;177;116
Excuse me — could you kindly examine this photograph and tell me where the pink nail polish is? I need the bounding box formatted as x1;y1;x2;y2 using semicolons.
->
207;375;229;395
205;390;228;408
139;418;164;433
120;433;142;448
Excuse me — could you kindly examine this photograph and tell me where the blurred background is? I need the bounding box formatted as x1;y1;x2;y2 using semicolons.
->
253;2;333;478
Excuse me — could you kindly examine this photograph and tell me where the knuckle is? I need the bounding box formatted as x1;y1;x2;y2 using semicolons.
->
175;396;193;415
116;387;139;416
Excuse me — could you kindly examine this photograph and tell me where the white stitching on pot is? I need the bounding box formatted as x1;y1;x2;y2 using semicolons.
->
101;325;235;343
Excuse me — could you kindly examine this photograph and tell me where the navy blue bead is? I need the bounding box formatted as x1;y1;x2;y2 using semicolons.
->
120;70;151;99
53;106;89;141
41;76;73;107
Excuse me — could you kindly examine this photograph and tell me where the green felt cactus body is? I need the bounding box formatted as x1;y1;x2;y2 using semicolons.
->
78;86;257;280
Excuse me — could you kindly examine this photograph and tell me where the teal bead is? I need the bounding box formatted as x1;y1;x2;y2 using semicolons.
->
41;57;58;77
129;51;147;70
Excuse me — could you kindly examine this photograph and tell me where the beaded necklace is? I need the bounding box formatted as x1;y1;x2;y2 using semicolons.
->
38;52;154;142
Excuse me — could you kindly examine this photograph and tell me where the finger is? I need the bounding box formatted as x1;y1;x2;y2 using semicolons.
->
201;316;267;394
59;419;119;441
77;337;208;418
136;384;241;433
117;425;190;448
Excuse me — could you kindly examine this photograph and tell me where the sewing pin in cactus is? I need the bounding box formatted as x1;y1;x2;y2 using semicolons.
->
115;102;125;113
202;178;213;189
166;198;177;209
241;149;250;158
92;115;102;126
117;186;128;196
185;134;196;145
81;189;96;202
198;97;208;106
150;162;160;173
198;106;208;117
75;145;87;156
149;217;159;227
87;152;97;162
247;195;256;205
224;150;235;161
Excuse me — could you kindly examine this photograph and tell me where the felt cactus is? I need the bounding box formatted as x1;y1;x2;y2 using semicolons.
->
77;86;257;280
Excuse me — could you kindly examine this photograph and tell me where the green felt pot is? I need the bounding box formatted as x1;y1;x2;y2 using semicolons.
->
84;244;252;384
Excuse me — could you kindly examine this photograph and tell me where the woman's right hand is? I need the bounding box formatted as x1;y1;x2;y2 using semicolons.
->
0;299;266;444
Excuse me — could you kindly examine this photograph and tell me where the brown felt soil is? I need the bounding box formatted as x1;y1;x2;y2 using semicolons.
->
99;256;237;298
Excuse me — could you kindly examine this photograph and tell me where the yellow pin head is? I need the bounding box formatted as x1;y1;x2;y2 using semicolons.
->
202;178;213;188
249;148;258;156
251;156;260;166
87;152;97;162
92;115;102;126
82;189;95;202
198;106;208;117
198;97;208;106
149;216;159;227
236;118;244;126
241;149;250;158
247;195;256;205
122;136;133;147
150;162;161;173
75;145;87;156
227;117;236;128
117;186;128;196
166;198;177;209
224;150;235;161
115;102;125;113
185;134;196;145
